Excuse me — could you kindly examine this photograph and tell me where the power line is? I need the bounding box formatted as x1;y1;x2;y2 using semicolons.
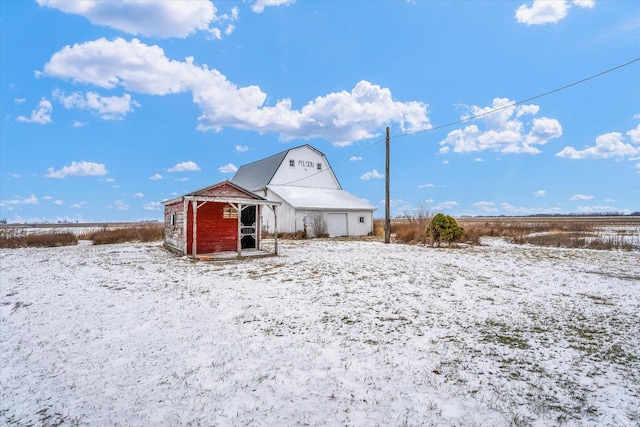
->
280;56;640;186
395;56;640;140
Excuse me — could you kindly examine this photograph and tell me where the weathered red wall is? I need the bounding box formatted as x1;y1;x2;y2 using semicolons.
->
186;202;238;254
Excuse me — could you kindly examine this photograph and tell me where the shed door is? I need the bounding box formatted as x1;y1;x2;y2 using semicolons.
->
241;205;256;249
327;213;348;237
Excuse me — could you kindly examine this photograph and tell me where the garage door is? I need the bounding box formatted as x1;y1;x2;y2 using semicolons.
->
327;213;348;237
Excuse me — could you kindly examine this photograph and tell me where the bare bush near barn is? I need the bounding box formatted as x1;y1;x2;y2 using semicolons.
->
312;213;329;238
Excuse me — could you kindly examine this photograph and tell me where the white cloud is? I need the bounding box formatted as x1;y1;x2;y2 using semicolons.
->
252;0;296;13
143;201;163;211
41;38;430;146
54;200;63;205
54;90;140;120
218;163;238;173
150;173;163;180
419;183;435;188
235;145;249;152
175;177;189;182
439;98;561;154
16;98;53;124
360;169;383;180
46;161;108;178
168;161;200;173
36;0;237;39
534;190;546;197
627;123;640;143
473;158;484;162
70;202;86;209
1;194;40;205
515;0;594;26
110;200;130;210
473;201;498;213
349;156;363;161
133;192;144;198
433;201;458;211
570;194;593;201
42;196;53;200
577;205;623;214
556;125;640;159
72;120;86;128
15;98;26;104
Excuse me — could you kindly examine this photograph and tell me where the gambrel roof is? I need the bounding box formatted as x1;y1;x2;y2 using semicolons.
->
231;144;340;190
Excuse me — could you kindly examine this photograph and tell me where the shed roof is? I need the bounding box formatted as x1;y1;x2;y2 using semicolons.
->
268;185;376;211
162;180;268;206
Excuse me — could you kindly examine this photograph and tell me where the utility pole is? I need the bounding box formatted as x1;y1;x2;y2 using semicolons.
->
385;126;390;244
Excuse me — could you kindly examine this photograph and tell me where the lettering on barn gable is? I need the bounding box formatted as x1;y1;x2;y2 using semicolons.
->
296;159;320;169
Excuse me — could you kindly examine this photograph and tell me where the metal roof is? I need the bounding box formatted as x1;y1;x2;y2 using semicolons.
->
231;150;288;191
268;185;376;211
231;144;335;191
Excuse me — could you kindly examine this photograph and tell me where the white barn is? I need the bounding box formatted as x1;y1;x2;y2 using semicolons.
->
232;145;376;237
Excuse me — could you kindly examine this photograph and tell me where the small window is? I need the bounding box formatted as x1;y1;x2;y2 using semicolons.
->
289;159;295;167
359;216;365;223
317;163;322;170
223;205;238;219
170;213;176;227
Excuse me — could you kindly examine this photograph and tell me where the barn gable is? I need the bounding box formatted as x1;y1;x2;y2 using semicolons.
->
232;144;341;191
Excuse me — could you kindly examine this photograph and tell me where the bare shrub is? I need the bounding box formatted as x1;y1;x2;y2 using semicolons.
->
312;213;329;238
395;206;431;245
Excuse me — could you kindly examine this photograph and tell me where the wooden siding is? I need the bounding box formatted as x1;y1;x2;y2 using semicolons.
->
164;200;185;252
187;202;238;255
197;182;252;199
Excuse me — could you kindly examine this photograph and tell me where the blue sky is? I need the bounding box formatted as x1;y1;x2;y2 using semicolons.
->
1;0;639;223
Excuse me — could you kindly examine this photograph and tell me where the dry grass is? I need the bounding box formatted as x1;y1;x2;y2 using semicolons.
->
0;228;78;248
380;216;640;251
459;217;639;250
375;206;432;245
79;223;164;245
0;223;163;248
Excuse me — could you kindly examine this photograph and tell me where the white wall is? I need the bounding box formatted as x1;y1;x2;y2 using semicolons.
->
259;194;373;237
270;146;341;189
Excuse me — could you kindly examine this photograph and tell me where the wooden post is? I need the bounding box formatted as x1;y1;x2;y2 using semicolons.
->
192;199;197;258
182;200;188;255
385;126;391;244
237;203;242;257
273;205;278;255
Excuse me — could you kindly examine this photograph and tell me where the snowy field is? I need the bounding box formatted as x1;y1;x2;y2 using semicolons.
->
1;238;639;426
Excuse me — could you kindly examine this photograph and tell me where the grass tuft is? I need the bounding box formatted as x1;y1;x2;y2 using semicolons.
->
81;223;163;245
0;228;78;248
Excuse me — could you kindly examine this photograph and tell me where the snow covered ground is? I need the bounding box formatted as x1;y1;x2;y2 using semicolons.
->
1;238;639;426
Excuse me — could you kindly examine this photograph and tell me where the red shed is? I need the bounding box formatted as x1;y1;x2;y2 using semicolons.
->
162;181;280;259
